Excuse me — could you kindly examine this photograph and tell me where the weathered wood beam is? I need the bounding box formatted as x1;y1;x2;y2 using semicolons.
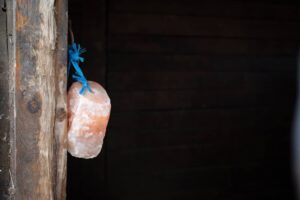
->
0;0;15;198
53;0;68;199
0;0;68;199
15;0;57;199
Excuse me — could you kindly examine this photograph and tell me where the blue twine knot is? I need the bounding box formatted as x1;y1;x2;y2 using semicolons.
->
72;74;92;94
68;43;92;95
68;43;85;75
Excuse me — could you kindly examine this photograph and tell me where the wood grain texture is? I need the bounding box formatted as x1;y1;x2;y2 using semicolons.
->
0;0;68;199
53;0;68;199
15;0;56;199
0;0;13;198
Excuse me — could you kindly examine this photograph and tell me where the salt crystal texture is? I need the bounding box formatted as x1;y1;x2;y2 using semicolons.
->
67;81;111;159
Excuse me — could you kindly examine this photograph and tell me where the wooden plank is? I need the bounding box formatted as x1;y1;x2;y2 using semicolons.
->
14;0;57;199
229;165;291;189
107;163;291;200
108;71;227;90
223;190;294;200
107;139;267;174
108;122;290;150
225;164;293;199
107;71;296;91
109;89;294;111
110;90;221;111
107;167;230;199
110;0;300;21
53;0;68;199
239;0;300;4
108;128;219;150
106;140;290;200
108;54;297;72
110;14;300;39
108;106;292;150
109;107;293;131
109;35;299;55
0;0;13;198
109;109;220;131
109;89;219;111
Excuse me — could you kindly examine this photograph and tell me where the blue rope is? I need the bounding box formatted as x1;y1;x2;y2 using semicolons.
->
68;43;91;95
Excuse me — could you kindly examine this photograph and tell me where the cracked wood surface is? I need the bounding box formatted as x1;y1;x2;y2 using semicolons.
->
0;0;68;199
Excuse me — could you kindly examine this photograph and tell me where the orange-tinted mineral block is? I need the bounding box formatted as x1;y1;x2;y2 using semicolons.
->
67;81;111;159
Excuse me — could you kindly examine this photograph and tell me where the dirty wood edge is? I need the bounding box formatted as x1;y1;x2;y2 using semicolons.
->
7;0;16;199
53;0;68;199
0;0;16;198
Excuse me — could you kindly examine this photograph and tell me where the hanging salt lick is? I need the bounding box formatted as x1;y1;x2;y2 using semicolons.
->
67;81;111;159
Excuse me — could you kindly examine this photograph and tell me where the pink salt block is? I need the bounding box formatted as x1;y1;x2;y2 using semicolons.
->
67;81;111;159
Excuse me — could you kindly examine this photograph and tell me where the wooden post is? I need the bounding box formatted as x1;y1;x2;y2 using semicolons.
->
53;0;68;199
0;0;68;199
0;0;15;198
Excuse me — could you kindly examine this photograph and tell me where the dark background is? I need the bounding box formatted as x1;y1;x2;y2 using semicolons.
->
67;0;300;199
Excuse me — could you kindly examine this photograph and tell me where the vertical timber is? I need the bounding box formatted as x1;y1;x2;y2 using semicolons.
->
53;0;68;199
0;0;68;199
0;0;15;198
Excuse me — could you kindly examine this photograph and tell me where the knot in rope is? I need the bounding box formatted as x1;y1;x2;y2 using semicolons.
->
68;43;91;95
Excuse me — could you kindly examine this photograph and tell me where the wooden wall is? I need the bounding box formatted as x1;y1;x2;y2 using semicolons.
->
68;0;300;199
